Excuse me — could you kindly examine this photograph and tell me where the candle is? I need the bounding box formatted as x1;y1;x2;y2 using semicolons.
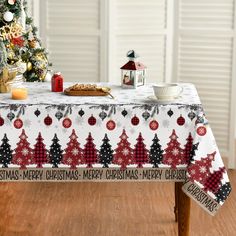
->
11;88;28;100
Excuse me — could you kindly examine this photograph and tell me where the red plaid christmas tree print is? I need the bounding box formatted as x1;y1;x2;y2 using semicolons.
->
84;132;98;168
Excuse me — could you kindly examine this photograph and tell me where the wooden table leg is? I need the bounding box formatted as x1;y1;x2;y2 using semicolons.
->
176;182;191;236
174;182;179;222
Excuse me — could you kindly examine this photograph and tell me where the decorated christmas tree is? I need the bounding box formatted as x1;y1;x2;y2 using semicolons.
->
149;134;163;168
203;167;225;193
49;134;63;168
215;182;232;203
187;151;216;184
183;133;193;164
0;0;49;81
162;130;185;169
113;129;134;169
33;132;48;168
189;142;199;163
84;132;98;168
99;134;113;168
12;129;34;169
0;133;13;168
62;129;84;169
134;133;149;168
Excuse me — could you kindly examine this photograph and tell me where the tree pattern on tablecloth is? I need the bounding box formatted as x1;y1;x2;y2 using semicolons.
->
99;134;113;168
12;129;34;169
215;182;232;203
187;151;216;185
189;142;199;163
134;133;149;168
183;133;193;164
149;134;163;168
113;129;134;169
49;134;63;168
84;133;98;168
162;130;184;169
33;132;48;168
62;129;84;169
0;134;13;168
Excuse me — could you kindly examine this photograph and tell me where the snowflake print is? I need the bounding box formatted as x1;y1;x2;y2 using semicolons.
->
71;135;76;140
167;158;173;164
67;158;73;164
117;157;123;164
200;166;206;173
190;169;196;175
172;148;179;156
122;148;129;156
171;134;177;140
21;135;26;140
121;134;127;140
17;158;23;164
72;148;79;156
21;148;29;156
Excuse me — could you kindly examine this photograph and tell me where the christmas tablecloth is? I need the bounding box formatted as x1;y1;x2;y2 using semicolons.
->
0;82;231;215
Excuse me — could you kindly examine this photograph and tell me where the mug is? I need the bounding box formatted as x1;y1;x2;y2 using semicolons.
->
153;83;183;99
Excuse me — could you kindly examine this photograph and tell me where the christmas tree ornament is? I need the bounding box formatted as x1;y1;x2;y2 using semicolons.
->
134;133;149;168
33;132;48;168
34;109;41;117
187;151;216;184
149;120;159;131
44;115;53;126
149;134;163;168
188;111;196;121
99;134;114;168
131;115;139;126
195;116;204;125
99;111;107;120
121;109;128;117
177;115;185;126
167;109;174;117
62;117;72;128
3;11;14;22
0;134;13;168
55;111;63;121
106;120;116;131
7;112;15;121
28;39;37;48
0;116;4;126
215;182;231;203
142;111;150;120
27;61;33;71
197;126;207;136
84;133;98;168
162;129;185;169
113;129;134;169
62;129;84;169
78;109;85;117
14;118;23;129
88;115;96;126
12;129;34;169
51;72;63;92
49;134;63;168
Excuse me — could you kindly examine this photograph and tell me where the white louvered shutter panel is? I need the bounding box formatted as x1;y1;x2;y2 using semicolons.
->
174;0;236;165
111;0;168;83
43;0;101;82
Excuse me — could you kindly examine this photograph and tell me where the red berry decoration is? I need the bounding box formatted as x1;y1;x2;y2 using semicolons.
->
44;115;53;126
106;120;116;130
0;116;4;126
88;115;96;126
131;115;140;126
177;115;185;126
14;118;23;129
149;120;159;130
62;117;72;128
197;126;207;136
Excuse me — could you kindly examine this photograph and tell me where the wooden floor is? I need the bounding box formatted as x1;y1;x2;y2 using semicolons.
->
0;170;235;236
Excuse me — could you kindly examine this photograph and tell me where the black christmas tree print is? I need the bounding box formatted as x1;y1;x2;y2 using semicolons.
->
149;134;163;168
215;182;232;203
99;134;113;168
0;134;13;168
49;134;63;168
189;142;199;163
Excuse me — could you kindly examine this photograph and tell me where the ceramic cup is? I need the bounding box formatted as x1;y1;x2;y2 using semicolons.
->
153;83;183;99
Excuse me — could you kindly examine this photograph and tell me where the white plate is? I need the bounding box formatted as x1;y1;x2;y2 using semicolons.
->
147;95;180;102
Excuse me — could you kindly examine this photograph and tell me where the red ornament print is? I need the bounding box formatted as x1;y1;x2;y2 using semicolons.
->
44;115;53;126
177;115;185;126
106;120;116;130
197;126;207;136
149;120;159;130
62;117;72;128
131;115;139;126
0;116;4;126
14;118;23;129
88;115;96;126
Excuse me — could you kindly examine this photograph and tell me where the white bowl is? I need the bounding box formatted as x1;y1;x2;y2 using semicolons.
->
153;83;182;99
